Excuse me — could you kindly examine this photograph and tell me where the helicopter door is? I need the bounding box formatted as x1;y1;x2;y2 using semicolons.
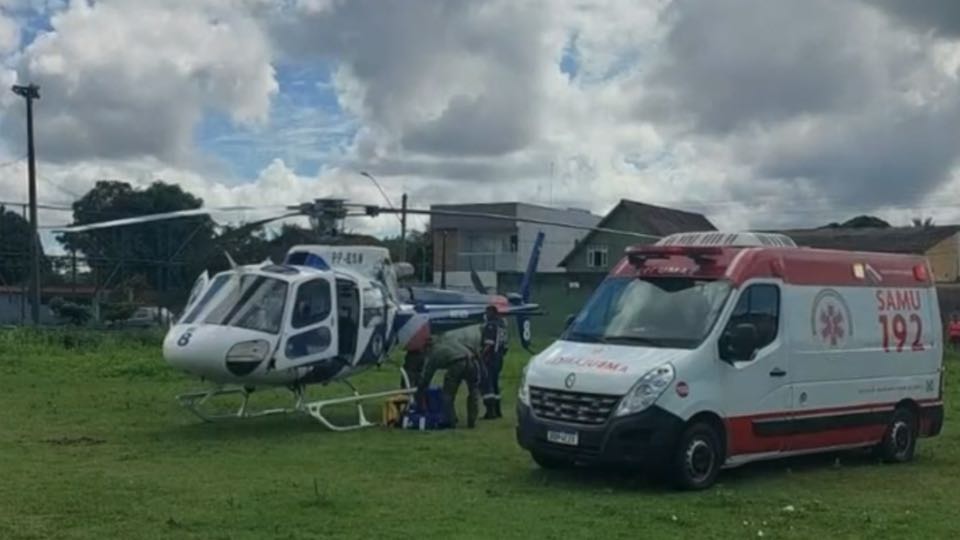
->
275;277;339;370
336;279;361;364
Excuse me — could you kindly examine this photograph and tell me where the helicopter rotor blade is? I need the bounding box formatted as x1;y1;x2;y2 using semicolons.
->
357;205;663;240
46;206;291;233
214;212;305;243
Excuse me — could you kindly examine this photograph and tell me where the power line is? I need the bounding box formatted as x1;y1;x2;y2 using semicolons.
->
0;200;73;211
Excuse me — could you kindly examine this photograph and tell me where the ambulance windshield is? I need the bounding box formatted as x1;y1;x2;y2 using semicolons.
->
564;277;731;349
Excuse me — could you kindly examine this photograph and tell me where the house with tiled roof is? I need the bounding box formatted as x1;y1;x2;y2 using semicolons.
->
559;199;716;273
777;225;960;282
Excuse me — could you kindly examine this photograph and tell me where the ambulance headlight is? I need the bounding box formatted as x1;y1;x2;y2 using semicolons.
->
518;364;531;406
226;340;271;363
615;363;675;417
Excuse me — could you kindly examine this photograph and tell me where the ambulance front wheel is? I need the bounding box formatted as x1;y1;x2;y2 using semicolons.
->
671;422;722;491
878;406;917;464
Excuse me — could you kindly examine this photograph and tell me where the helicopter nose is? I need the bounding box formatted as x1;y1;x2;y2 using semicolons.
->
163;326;221;378
163;325;276;380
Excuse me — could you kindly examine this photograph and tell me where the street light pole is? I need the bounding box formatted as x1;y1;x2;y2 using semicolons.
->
11;83;41;326
400;193;407;263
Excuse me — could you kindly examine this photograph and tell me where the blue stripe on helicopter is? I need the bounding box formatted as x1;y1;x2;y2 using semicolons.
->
284;251;329;270
305;254;328;270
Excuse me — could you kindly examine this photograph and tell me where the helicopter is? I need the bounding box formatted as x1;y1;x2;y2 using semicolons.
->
53;198;660;430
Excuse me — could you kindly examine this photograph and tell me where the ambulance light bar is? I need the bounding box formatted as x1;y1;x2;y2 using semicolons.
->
626;245;723;267
656;231;797;248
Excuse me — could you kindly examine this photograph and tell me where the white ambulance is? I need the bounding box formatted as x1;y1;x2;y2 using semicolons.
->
515;232;945;490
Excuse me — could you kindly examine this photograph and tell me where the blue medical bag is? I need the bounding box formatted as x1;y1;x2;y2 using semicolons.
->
401;387;452;430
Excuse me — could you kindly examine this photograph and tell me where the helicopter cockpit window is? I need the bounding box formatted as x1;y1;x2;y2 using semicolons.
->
185;273;207;309
181;274;231;324
292;278;332;329
203;274;289;335
379;261;399;301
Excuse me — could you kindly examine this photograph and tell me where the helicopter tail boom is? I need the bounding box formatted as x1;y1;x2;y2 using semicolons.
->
514;230;543;352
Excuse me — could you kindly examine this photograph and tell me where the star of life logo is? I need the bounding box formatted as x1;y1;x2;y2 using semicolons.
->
811;289;853;348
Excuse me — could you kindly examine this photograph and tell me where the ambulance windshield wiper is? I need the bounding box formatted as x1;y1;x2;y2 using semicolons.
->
563;331;604;343
600;335;667;347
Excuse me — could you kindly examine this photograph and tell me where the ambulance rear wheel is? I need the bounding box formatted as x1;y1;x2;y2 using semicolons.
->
878;407;917;464
671;422;722;490
531;451;573;470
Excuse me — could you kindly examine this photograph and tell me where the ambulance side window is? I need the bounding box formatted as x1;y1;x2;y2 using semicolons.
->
727;284;780;349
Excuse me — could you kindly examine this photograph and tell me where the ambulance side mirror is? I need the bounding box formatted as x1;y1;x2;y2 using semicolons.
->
720;322;760;363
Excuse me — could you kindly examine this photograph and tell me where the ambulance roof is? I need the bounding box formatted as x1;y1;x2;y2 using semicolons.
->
612;243;933;288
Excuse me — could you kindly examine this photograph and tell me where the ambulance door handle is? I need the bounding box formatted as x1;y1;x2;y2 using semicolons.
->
769;368;787;378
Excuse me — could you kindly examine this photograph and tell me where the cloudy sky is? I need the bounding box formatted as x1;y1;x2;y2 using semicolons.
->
2;0;960;252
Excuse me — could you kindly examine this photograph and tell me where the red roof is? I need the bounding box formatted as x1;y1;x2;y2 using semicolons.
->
611;246;933;288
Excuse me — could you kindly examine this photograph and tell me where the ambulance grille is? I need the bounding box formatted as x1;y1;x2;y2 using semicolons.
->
529;386;620;425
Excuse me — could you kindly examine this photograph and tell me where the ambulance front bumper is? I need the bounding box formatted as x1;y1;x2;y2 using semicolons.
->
515;402;684;467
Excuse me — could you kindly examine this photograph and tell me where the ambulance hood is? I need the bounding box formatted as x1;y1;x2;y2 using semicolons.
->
526;339;692;396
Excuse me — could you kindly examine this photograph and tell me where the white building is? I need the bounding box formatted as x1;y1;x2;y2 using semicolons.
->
430;202;601;291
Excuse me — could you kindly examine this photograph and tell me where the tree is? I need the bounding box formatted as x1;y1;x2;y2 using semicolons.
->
58;181;217;295
822;215;891;229
48;296;91;326
0;204;50;285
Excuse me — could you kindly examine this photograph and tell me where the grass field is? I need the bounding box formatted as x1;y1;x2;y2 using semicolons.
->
0;328;958;539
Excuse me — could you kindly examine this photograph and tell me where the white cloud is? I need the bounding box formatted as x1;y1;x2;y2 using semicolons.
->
0;10;19;55
5;0;960;244
1;0;278;164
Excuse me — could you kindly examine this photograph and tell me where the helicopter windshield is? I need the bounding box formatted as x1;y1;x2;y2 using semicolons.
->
201;274;289;335
563;276;731;349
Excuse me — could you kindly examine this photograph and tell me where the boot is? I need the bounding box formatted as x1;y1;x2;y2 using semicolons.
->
482;398;497;420
494;398;502;419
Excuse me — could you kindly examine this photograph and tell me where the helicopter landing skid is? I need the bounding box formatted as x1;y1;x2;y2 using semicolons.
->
302;379;415;432
176;387;299;422
176;368;417;429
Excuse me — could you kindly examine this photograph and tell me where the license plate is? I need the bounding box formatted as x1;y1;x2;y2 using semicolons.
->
547;430;579;446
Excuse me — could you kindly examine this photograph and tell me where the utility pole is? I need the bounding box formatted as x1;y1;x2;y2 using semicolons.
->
19;204;26;325
440;230;447;289
400;193;408;263
12;83;41;326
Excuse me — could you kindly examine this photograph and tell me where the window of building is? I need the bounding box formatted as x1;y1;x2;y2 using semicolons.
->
586;246;608;268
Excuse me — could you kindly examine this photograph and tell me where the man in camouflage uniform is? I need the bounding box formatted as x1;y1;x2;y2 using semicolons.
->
416;324;483;429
